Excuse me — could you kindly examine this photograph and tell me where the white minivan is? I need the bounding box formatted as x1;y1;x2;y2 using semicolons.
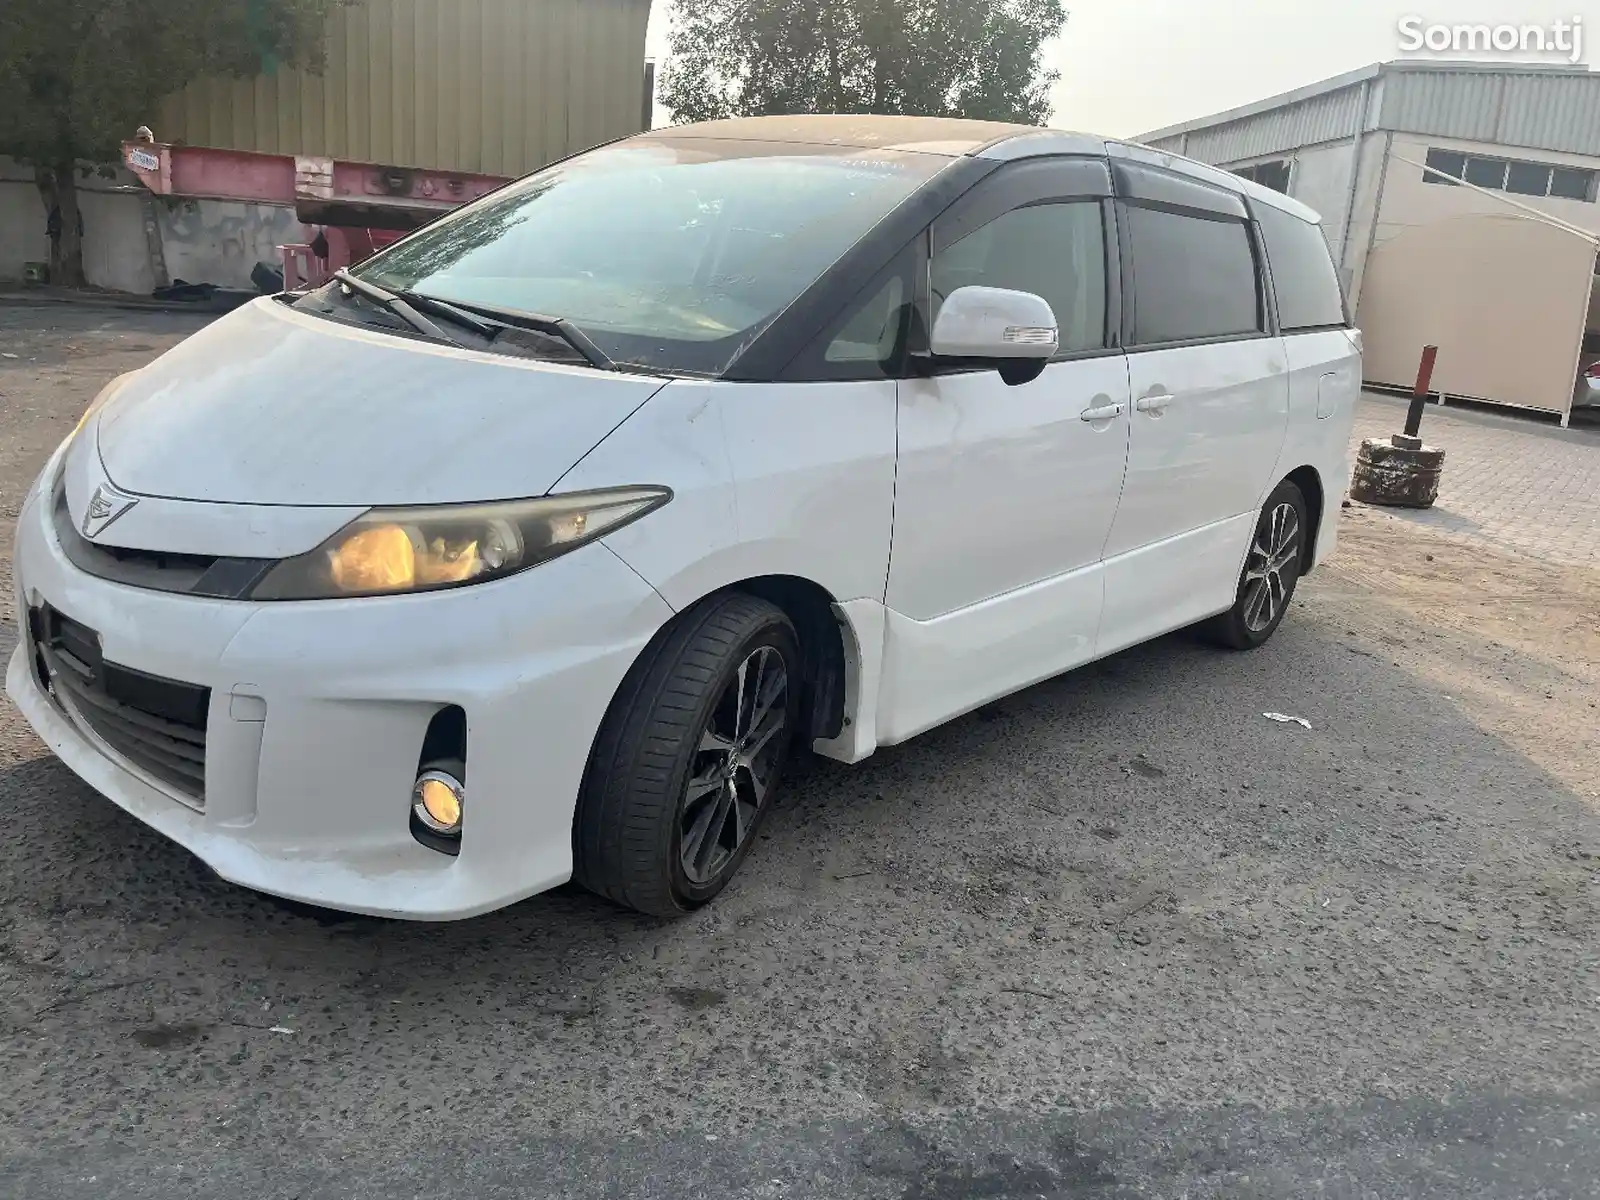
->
8;116;1360;920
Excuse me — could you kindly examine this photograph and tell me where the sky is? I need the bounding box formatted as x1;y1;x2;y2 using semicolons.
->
644;0;1600;137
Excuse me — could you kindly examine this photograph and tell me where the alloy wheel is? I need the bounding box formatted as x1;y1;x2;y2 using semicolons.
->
679;645;789;885
1242;502;1302;633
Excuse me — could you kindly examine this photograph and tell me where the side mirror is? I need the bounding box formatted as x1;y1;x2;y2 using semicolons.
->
930;285;1059;360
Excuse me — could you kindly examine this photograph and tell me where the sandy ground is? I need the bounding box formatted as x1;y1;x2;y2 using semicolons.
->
2;302;1599;1198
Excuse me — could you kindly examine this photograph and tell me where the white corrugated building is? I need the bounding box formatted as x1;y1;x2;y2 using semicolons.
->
1139;60;1600;423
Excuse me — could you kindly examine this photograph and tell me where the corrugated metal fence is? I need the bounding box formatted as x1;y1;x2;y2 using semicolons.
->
1174;84;1366;164
1144;65;1600;168
1380;70;1600;158
156;0;652;178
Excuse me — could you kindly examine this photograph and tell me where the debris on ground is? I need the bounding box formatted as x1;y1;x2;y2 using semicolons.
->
1263;712;1313;729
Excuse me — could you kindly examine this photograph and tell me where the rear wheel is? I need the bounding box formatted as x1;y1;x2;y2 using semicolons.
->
573;593;799;916
1203;480;1308;650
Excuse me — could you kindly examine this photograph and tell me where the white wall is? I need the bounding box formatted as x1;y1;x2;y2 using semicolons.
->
1288;142;1356;244
79;189;158;295
0;160;53;282
0;157;308;293
0;158;156;291
1341;131;1391;306
154;198;308;291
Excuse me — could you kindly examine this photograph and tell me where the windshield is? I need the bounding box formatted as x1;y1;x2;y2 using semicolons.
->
351;138;947;375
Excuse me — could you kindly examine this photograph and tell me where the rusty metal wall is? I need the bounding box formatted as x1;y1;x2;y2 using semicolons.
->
155;0;652;177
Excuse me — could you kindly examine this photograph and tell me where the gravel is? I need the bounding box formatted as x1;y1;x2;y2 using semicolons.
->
3;304;1597;1197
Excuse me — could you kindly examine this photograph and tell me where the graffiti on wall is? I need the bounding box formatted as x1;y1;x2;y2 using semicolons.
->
156;198;309;291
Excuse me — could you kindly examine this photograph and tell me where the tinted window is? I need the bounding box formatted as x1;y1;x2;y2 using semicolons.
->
1552;167;1596;201
1424;149;1465;185
349;140;945;375
1232;161;1289;193
930;201;1107;354
1124;206;1260;344
1256;203;1345;331
1464;157;1508;189
1506;161;1552;196
1248;160;1292;194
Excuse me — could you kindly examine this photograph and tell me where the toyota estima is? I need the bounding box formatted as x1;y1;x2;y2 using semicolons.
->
9;116;1359;920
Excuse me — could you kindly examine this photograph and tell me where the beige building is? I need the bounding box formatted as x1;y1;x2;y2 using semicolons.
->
1140;61;1600;424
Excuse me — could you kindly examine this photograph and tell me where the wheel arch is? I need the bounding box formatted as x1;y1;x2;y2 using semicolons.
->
1283;464;1325;574
730;576;848;744
619;574;852;748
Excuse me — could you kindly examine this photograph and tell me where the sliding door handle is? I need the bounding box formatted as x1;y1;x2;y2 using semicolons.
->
1135;393;1174;414
1079;401;1126;422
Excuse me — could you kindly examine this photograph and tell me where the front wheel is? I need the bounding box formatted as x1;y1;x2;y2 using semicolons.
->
1202;480;1309;650
573;593;800;916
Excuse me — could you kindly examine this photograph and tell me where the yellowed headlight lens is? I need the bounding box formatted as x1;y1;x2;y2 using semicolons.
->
251;488;669;600
417;777;462;831
415;536;482;586
327;524;416;593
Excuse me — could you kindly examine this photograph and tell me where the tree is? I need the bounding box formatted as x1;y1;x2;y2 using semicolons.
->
660;0;1068;127
0;0;342;287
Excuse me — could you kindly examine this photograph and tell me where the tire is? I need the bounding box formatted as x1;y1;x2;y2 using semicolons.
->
573;593;801;917
1202;480;1310;651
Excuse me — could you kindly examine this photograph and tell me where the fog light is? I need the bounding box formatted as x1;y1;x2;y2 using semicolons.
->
412;770;464;835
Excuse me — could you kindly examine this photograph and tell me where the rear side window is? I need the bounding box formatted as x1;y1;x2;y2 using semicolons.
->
931;201;1108;354
1123;206;1260;344
1256;203;1346;331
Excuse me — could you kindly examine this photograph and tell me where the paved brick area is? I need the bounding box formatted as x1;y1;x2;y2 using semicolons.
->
1348;393;1600;568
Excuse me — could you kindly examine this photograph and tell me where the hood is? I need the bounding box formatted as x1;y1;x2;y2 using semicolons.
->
95;299;667;506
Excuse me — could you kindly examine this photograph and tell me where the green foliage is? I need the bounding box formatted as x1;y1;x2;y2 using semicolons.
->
0;0;342;165
660;0;1068;126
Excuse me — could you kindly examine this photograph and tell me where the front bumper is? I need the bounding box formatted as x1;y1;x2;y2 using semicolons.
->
8;487;674;920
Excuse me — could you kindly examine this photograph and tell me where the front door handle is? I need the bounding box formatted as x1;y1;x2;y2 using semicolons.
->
1135;393;1174;414
1079;401;1126;422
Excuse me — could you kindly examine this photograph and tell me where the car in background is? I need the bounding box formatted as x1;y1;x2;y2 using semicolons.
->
1576;331;1600;408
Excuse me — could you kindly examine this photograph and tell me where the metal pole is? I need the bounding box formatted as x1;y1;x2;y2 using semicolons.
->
1336;79;1370;274
1403;345;1438;438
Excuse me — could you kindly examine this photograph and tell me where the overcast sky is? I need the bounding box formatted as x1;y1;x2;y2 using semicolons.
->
644;1;1600;137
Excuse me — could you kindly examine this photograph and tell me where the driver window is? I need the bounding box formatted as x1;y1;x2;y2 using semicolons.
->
930;201;1108;354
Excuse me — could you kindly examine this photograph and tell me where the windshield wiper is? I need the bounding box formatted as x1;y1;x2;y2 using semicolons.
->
415;295;616;372
332;269;461;347
331;272;617;372
393;289;498;339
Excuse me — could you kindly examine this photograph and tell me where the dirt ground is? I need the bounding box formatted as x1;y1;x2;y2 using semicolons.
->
1328;502;1600;803
3;302;1599;1199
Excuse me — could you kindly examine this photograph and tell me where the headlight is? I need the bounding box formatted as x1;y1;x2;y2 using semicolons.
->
250;486;671;600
